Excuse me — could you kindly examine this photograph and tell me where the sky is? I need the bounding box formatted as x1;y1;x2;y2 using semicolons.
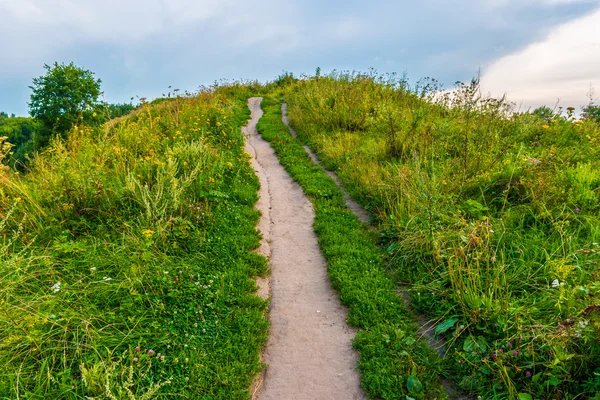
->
1;0;599;116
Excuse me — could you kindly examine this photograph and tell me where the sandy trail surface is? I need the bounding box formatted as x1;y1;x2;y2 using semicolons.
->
281;103;370;225
243;98;364;400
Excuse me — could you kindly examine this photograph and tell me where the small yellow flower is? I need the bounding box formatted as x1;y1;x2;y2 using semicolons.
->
542;125;550;129
142;229;155;238
551;119;557;123
226;162;233;168
209;177;215;183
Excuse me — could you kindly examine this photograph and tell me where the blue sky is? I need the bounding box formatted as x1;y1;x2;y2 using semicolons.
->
1;0;599;116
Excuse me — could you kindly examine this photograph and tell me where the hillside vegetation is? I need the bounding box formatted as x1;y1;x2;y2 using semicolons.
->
0;85;269;398
1;69;599;399
284;71;600;399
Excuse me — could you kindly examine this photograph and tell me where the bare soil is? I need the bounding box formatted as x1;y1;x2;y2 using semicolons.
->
244;98;364;400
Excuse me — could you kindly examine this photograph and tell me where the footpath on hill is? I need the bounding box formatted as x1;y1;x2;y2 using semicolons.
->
242;97;364;399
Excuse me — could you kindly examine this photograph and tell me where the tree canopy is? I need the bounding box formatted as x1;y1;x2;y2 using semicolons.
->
28;62;103;147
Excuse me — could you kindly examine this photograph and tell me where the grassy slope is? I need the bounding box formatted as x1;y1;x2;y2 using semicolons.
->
257;96;445;400
0;89;268;398
284;73;600;399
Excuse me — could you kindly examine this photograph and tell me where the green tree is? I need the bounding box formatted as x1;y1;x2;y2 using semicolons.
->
28;62;103;148
0;116;40;168
105;102;136;119
582;104;600;124
532;105;554;122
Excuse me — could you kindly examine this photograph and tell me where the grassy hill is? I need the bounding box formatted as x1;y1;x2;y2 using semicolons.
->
1;72;599;399
0;84;269;398
284;71;600;399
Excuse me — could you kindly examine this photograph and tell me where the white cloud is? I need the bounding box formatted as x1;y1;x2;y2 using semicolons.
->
0;0;229;41
481;7;600;109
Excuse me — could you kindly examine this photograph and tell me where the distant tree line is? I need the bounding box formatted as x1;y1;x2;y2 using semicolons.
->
0;114;39;167
1;62;137;169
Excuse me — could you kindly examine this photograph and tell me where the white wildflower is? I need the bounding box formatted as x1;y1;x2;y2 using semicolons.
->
51;282;61;293
551;279;560;288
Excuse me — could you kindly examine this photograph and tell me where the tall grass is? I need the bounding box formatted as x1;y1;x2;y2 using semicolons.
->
285;71;600;399
0;86;268;398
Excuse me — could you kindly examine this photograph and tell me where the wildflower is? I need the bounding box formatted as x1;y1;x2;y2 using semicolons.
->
575;207;581;212
542;125;550;129
226;162;233;168
135;346;140;352
209;177;215;183
51;282;61;293
90;267;97;271
133;357;138;362
147;349;154;356
142;229;155;238
551;279;560;288
513;350;519;356
526;371;531;377
507;342;512;348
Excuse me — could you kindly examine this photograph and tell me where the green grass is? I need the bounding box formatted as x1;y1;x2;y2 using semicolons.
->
3;70;599;399
257;96;446;399
0;88;269;398
283;71;600;399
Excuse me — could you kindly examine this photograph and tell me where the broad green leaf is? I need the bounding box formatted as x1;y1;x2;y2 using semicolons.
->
435;318;458;335
463;335;477;352
407;375;423;395
518;394;533;400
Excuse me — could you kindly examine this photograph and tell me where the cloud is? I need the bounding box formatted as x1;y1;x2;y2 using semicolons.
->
0;0;598;115
480;7;600;109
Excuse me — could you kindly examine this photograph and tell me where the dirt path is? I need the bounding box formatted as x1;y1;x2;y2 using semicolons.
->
279;102;474;399
281;103;370;225
243;98;364;400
